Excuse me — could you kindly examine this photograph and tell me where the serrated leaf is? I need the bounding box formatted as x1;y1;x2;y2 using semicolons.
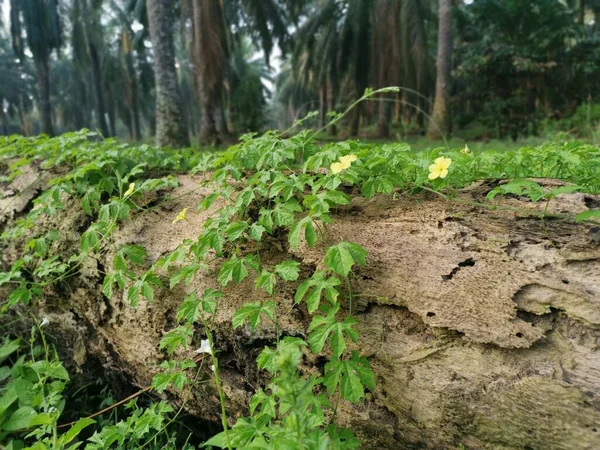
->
248;223;266;241
289;216;317;249
218;256;249;287
274;260;301;281
170;263;205;288
295;271;341;313
232;301;276;330
307;304;358;357
226;221;248;241
325;242;367;277
159;326;192;355
255;270;277;295
177;292;202;324
80;227;99;253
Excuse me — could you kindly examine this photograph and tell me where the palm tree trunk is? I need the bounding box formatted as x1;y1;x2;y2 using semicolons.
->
147;0;190;148
191;0;222;145
319;84;327;128
132;80;142;141
0;107;8;135
327;78;337;136
350;104;361;137
105;85;117;138
34;54;55;137
377;97;390;138
427;0;453;140
88;41;111;137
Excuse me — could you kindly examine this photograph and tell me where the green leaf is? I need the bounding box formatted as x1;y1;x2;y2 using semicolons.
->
201;289;222;315
289;216;317;249
226;221;248;242
3;406;37;431
151;372;175;393
249;390;276;419
29;360;69;380
159;325;192;355
325;242;367;277
169;263;205;288
307;304;359;357
295;271;341;313
7;286;34;307
232;301;276;330
274;260;301;281
255;270;277;295
0;384;18;414
576;209;600;222
80;227;99;253
0;338;21;364
60;418;96;445
248;223;266;241
218;256;249;287
273;201;302;227
121;245;148;265
177;293;202;324
324;352;375;404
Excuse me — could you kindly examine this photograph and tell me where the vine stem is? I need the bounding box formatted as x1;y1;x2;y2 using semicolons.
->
204;326;233;450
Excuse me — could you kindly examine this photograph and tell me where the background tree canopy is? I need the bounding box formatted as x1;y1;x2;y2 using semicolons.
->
0;0;599;143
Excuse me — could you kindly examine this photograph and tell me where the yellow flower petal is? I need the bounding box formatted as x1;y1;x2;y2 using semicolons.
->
124;182;135;198
428;163;438;172
330;162;345;174
461;144;470;155
439;157;452;170
439;169;449;179
172;207;189;224
428;170;440;180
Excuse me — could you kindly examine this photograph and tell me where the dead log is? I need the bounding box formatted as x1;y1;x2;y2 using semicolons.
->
2;170;600;450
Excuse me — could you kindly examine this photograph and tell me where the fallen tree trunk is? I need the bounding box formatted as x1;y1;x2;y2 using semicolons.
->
2;169;600;450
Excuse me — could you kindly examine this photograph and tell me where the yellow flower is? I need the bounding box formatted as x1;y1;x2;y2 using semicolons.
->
172;207;189;224
460;144;470;155
428;157;452;180
123;182;135;198
339;154;357;165
330;154;357;174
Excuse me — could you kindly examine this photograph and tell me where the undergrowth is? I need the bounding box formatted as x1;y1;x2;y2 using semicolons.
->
1;88;600;449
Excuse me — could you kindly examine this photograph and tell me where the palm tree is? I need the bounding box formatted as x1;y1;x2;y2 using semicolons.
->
191;0;225;144
186;0;294;143
288;0;432;137
427;0;453;139
147;0;190;148
10;0;62;136
71;0;112;137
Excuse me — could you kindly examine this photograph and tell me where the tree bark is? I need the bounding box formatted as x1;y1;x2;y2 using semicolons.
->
327;79;337;136
147;0;190;148
34;54;55;137
88;41;111;137
377;97;390;138
191;0;223;145
427;0;453;140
